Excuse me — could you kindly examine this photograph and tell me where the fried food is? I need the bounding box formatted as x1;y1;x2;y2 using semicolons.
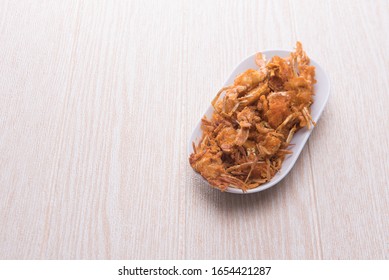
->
189;42;316;191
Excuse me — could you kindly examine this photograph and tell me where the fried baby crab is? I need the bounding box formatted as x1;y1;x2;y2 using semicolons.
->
189;42;316;192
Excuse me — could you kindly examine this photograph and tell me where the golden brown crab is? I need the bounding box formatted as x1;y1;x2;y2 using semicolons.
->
189;42;316;191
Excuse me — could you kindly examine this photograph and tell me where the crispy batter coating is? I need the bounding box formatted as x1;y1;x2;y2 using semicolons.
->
189;42;316;191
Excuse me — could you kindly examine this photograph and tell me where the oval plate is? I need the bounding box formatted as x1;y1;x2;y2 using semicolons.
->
188;50;330;194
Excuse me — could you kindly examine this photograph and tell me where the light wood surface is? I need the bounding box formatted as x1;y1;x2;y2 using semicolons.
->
0;0;388;259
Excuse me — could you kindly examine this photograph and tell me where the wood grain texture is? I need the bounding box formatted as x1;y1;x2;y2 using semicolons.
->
0;0;388;259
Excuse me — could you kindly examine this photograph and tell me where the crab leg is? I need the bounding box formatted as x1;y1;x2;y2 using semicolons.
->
286;126;297;144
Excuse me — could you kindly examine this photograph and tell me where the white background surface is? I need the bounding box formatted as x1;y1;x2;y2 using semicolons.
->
0;0;388;259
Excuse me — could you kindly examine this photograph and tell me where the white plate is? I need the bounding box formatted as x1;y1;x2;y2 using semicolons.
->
188;50;330;194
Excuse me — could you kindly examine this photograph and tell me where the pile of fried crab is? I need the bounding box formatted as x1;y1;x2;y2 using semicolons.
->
189;42;316;191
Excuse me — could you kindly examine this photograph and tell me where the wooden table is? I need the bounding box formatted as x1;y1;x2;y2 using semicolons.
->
0;0;388;259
